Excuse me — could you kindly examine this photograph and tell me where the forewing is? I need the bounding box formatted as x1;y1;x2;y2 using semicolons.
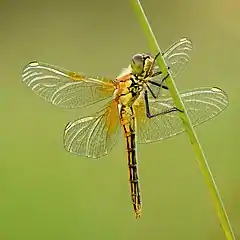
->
64;100;121;158
22;61;115;108
149;38;193;98
134;87;228;144
162;37;193;78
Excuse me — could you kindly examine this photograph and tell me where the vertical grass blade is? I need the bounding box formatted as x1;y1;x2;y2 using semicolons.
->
131;1;236;239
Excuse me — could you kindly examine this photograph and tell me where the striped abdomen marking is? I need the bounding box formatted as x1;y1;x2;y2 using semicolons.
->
120;105;141;218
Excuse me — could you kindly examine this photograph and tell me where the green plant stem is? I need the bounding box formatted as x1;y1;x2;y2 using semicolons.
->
131;0;235;239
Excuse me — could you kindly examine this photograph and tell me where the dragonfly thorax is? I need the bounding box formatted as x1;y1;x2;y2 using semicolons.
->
113;54;156;106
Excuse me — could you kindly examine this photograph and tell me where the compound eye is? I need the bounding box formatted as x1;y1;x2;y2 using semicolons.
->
132;54;143;64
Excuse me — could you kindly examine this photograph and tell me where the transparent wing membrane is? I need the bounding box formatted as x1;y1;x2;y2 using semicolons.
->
163;37;193;78
149;38;193;98
64;100;121;158
22;61;115;108
134;87;228;144
21;41;228;160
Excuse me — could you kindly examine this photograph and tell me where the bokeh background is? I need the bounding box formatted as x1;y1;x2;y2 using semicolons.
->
1;0;239;239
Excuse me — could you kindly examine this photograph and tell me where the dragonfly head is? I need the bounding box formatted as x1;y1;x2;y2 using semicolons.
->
131;54;144;75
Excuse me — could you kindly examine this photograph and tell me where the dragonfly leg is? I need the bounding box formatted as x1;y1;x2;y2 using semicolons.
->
144;90;183;119
153;52;161;60
146;84;157;99
151;66;170;78
149;68;170;88
145;52;161;78
151;71;162;78
148;67;170;94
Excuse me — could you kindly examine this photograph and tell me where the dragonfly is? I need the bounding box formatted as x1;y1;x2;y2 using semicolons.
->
21;38;228;218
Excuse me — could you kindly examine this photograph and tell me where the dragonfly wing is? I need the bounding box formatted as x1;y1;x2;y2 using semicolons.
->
149;38;193;98
64;100;121;158
134;87;228;144
162;37;193;78
22;61;115;108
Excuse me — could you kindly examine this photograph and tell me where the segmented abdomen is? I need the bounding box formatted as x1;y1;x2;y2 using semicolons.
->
120;105;141;218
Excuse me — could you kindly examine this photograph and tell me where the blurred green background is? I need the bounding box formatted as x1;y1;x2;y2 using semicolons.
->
1;0;239;239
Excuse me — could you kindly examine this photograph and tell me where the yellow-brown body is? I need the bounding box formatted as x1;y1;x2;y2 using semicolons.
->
113;55;155;218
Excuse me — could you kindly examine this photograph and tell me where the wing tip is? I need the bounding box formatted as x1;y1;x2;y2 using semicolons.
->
211;86;228;95
180;37;192;43
211;86;229;103
65;122;73;132
23;61;40;69
211;86;224;93
22;60;40;74
28;61;39;67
